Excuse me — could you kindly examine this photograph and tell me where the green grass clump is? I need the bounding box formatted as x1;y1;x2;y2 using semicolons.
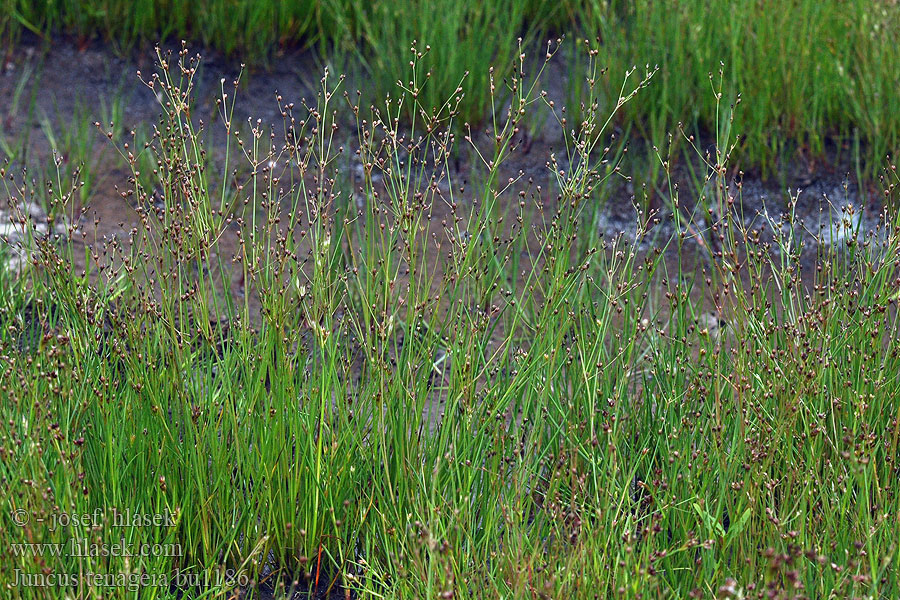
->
2;0;328;58
2;47;900;599
329;0;542;125
576;0;900;176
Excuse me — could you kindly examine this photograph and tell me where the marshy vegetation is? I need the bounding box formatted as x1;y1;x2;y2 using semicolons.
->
4;0;900;173
2;2;900;599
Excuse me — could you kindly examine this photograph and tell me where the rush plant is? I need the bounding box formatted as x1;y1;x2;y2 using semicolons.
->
1;42;899;600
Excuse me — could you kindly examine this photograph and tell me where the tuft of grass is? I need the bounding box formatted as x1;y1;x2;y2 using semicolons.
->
574;0;900;177
329;0;554;125
1;44;900;600
3;0;329;58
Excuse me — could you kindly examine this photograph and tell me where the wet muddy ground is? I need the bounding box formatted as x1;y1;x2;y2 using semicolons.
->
1;38;888;278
